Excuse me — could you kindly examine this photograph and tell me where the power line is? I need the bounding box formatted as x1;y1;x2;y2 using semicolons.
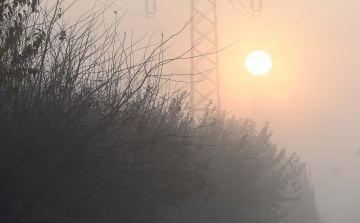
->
275;0;282;46
259;13;265;47
228;0;252;17
238;0;253;16
264;0;274;46
252;15;259;47
281;0;287;48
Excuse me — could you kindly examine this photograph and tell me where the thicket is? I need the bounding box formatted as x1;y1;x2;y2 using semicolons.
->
0;1;317;223
0;1;215;222
282;169;323;223
161;114;306;223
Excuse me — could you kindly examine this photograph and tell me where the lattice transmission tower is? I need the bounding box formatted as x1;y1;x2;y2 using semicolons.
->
190;0;220;116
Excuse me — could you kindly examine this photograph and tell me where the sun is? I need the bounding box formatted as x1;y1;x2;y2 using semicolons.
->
246;50;272;76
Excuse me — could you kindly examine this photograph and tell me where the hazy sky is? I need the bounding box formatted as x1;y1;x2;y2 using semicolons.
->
59;0;360;222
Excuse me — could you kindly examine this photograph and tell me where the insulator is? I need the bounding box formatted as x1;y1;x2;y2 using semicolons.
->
153;0;157;11
250;0;254;11
144;0;148;12
145;0;156;14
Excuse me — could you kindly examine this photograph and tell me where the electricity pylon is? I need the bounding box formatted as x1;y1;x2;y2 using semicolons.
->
190;0;220;116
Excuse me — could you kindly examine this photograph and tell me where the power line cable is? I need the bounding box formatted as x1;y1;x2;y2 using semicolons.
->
252;15;259;47
228;0;252;17
275;0;282;47
281;0;287;48
153;15;163;35
238;0;253;16
264;0;274;46
259;13;265;47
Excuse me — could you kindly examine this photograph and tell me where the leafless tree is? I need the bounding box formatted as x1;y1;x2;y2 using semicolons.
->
0;1;216;222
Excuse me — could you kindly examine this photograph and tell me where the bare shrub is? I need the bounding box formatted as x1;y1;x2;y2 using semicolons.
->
0;1;214;222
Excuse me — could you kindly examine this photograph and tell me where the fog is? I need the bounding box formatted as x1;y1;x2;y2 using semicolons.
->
67;1;360;221
2;0;360;222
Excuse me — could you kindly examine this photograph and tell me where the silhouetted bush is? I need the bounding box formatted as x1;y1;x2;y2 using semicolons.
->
161;112;306;223
0;1;214;222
